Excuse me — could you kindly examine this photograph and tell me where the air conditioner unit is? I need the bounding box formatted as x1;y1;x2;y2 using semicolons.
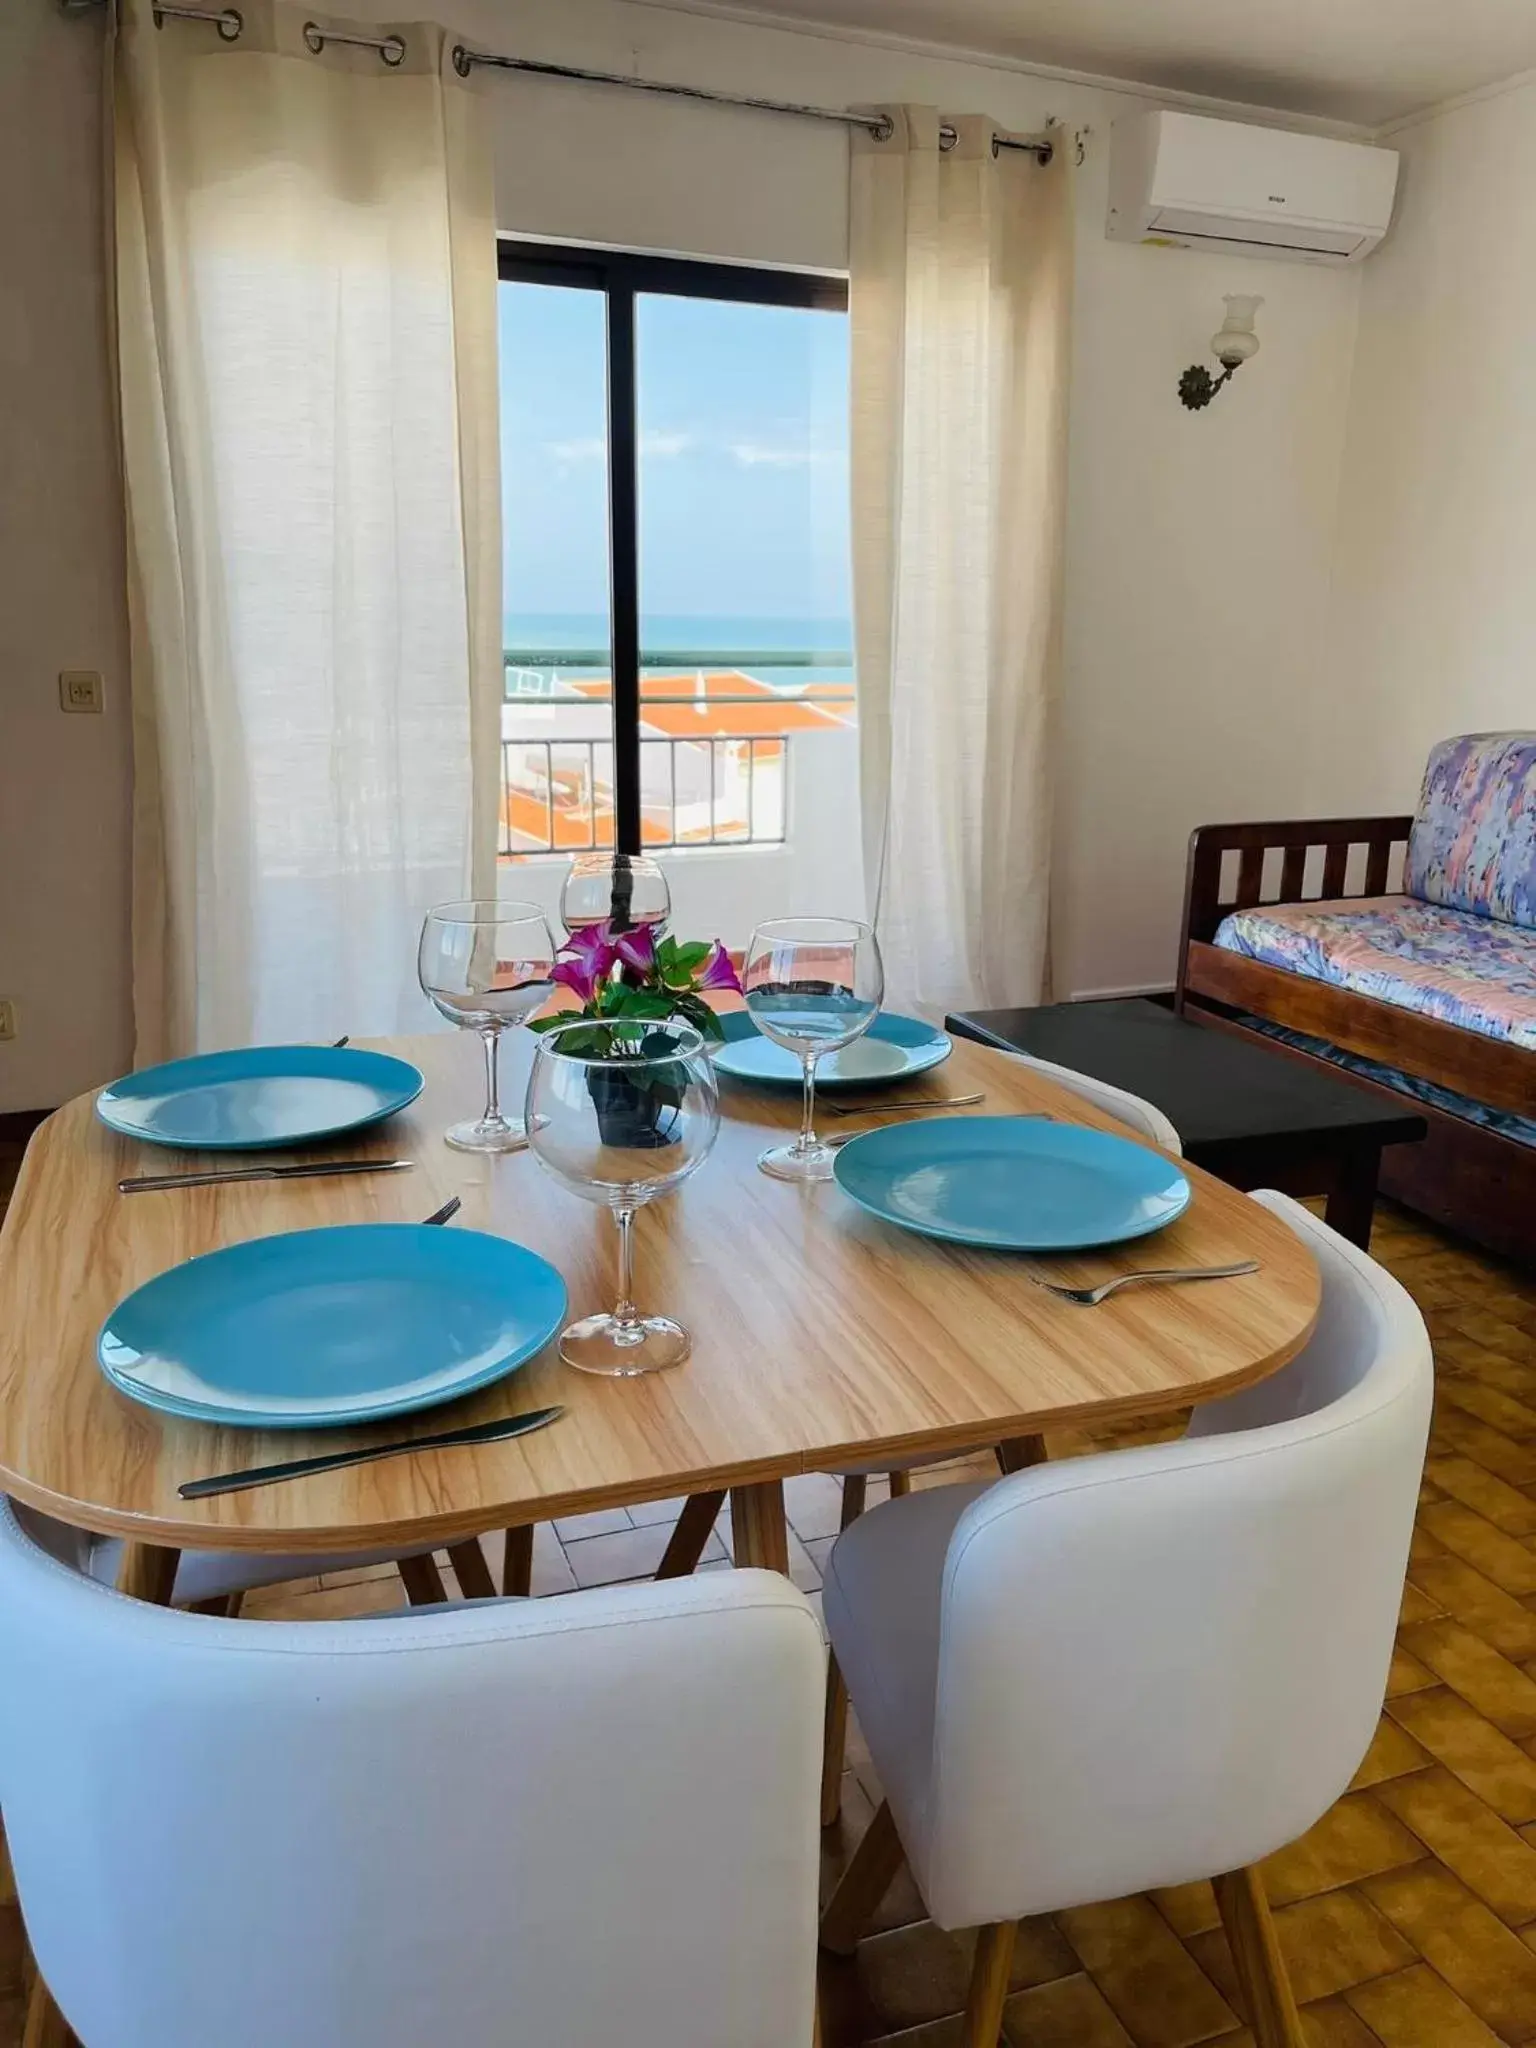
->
1106;111;1399;265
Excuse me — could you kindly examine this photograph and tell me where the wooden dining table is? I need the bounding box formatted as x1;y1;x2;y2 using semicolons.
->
0;1029;1320;1602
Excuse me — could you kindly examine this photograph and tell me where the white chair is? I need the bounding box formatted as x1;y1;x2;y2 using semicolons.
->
11;1507;467;1611
662;1053;1185;1581
808;1053;1183;1818
818;1191;1432;2048
0;1501;825;2048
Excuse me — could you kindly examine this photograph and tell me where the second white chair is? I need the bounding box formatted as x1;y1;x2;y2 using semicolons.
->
0;1506;825;2048
819;1191;1432;2047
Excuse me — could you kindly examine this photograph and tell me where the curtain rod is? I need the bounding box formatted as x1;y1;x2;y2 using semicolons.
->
450;48;1056;163
67;5;1057;160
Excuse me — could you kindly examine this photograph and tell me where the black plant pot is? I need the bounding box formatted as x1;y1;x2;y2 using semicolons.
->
588;1066;681;1149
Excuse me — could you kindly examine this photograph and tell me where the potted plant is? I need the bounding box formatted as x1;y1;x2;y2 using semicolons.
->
530;922;740;1147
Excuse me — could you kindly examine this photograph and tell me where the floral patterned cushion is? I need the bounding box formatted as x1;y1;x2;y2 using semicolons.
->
1212;896;1536;1049
1406;732;1536;929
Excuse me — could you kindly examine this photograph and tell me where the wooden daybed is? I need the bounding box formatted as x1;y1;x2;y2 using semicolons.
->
1176;812;1536;1266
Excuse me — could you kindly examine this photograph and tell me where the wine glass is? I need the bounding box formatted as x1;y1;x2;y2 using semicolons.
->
418;901;556;1153
744;916;884;1182
561;851;671;939
526;1018;719;1375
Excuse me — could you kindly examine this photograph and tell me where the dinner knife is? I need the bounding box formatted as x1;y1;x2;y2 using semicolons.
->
178;1404;566;1499
119;1158;415;1195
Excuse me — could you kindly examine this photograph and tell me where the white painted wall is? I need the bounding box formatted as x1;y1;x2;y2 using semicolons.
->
369;0;1371;1000
1;0;1368;1108
1325;75;1536;816
0;3;133;1113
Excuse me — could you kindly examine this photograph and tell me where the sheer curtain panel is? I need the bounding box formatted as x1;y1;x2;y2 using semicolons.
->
850;108;1073;1016
114;0;500;1058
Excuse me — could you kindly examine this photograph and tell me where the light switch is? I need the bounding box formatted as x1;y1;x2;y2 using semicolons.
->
59;669;104;714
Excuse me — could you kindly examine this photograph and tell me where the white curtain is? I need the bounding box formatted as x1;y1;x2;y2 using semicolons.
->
114;0;501;1060
850;107;1073;1016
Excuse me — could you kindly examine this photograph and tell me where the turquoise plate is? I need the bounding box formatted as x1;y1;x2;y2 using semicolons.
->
712;1010;951;1090
833;1116;1191;1252
98;1223;568;1429
96;1045;424;1152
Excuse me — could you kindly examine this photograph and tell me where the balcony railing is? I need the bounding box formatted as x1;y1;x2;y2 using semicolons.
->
498;647;855;860
500;733;791;856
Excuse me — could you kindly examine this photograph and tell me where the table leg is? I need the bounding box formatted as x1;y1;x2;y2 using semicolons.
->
116;1542;179;1606
446;1539;497;1601
502;1525;534;1597
1324;1143;1382;1251
729;1480;790;1574
397;1554;449;1606
996;1434;1048;1474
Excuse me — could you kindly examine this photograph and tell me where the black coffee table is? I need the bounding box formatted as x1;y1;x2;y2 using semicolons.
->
946;999;1426;1250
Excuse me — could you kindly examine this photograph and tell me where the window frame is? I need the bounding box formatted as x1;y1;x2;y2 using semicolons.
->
496;238;849;854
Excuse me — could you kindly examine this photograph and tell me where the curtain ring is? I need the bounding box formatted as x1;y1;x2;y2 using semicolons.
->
303;21;407;65
216;8;242;39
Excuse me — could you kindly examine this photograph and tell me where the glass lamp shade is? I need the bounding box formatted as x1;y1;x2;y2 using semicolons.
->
1212;294;1263;367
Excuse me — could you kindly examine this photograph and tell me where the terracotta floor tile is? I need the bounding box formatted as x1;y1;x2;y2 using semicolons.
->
1403;1557;1536;1660
1261;1794;1425;1907
1375;1765;1536;1924
1302;2007;1392;2048
1430;1407;1536;1489
864;2019;967;2048
783;1471;853;1541
1000;1970;1136;2047
551;1505;633;1541
238;1574;327;1615
1388;1688;1536;1824
1298;2002;1382;2047
856;1916;1072;2036
1419;1503;1536;1596
563;1520;724;1587
1349;1716;1432;1790
1386;1645;1437;1699
1347;1962;1511;2047
1191;1890;1412;2008
245;1575;405;1621
1056;1895;1237;2047
1425;1457;1536;1536
1149;1880;1221;1940
1398;1619;1536;1739
1436;1382;1536;1443
1398;1582;1444;1626
1364;1864;1536;2042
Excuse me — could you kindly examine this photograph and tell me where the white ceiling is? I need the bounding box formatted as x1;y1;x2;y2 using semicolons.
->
658;0;1536;127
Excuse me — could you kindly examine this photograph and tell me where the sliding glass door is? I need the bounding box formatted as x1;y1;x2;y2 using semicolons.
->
496;242;861;945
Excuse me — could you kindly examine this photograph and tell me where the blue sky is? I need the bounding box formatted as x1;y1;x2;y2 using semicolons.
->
498;282;852;630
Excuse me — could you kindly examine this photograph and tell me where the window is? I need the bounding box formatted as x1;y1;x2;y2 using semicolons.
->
496;243;860;944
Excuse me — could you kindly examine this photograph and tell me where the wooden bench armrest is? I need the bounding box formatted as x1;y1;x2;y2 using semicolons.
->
1176;815;1415;1001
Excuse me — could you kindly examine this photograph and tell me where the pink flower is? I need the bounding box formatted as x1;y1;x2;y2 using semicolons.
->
696;940;743;994
551;923;617;1005
613;924;657;975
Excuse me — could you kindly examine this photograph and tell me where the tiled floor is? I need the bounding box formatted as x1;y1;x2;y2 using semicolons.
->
3;1189;1536;2045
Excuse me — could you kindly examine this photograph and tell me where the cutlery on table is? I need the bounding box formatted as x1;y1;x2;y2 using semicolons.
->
331;1035;351;1048
825;1092;985;1117
1030;1260;1260;1307
423;1195;461;1226
827;1110;1051;1149
178;1404;566;1500
119;1158;415;1196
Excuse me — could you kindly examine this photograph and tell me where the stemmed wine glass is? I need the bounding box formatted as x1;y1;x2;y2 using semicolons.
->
744;916;884;1182
526;1018;719;1375
418;901;556;1153
560;851;671;939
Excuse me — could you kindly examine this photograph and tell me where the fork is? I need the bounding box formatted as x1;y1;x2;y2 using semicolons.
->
1030;1260;1259;1306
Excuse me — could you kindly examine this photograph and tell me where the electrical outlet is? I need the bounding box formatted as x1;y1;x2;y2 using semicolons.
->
59;669;104;714
0;1000;16;1041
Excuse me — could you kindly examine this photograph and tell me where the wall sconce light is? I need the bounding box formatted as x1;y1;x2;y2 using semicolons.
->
1178;295;1263;410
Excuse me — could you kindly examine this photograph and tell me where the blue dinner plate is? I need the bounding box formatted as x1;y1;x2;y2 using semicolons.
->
833;1116;1191;1251
711;1010;952;1090
98;1223;568;1429
96;1045;424;1152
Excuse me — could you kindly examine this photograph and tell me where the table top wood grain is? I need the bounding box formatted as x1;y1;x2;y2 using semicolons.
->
0;1030;1319;1553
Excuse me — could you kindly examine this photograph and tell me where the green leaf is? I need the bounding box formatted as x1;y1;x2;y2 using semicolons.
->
671;941;710;972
